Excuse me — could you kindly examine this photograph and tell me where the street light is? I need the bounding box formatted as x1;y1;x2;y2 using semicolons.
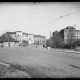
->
7;32;10;47
50;31;51;48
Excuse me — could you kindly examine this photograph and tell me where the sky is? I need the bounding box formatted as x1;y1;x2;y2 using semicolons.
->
0;2;80;38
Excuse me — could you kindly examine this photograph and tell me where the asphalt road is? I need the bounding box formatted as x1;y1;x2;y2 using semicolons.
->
0;45;80;78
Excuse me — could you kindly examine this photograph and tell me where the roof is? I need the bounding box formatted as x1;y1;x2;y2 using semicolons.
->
33;35;45;38
65;26;76;30
15;31;22;32
53;31;59;33
28;34;34;35
6;32;16;34
0;36;19;43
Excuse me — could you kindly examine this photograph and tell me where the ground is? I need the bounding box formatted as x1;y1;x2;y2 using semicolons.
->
0;45;80;78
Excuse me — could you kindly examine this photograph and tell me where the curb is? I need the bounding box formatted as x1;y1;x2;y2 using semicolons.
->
50;49;80;54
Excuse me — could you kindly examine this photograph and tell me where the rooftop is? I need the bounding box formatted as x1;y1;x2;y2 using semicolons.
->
6;32;16;34
22;32;28;35
33;35;46;38
0;36;19;42
66;26;76;29
15;31;23;32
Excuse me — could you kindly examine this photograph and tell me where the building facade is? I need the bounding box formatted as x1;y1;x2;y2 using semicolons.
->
28;34;34;44
75;30;80;40
4;31;46;45
33;35;46;45
64;26;80;43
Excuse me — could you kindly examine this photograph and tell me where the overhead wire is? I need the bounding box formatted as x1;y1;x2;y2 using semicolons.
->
31;10;80;37
37;9;80;31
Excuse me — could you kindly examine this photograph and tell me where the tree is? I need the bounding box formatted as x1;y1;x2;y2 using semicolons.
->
0;33;19;47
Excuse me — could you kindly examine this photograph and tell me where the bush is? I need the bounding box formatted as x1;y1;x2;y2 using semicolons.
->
62;44;71;49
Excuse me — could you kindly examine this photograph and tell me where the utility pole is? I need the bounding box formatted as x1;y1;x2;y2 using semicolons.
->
50;31;51;48
7;33;10;47
45;38;46;48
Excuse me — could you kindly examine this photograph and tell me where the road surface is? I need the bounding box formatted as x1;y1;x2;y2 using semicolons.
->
0;45;80;78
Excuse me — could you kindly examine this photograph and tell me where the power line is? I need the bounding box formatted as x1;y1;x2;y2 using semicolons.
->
37;9;80;31
31;9;80;39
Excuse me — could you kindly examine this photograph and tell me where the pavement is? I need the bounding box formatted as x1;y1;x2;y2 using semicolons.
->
50;48;80;54
0;46;80;78
29;44;80;53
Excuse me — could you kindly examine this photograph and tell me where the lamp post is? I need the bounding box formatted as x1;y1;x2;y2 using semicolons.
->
50;31;51;48
7;33;10;47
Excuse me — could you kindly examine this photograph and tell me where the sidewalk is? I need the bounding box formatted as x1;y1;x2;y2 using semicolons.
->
50;48;80;54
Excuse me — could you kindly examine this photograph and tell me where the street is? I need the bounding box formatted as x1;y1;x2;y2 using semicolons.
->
0;45;80;78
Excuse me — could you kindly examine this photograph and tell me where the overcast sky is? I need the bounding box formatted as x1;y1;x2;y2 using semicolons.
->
0;2;80;38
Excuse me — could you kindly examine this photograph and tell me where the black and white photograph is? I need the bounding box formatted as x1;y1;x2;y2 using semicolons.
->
0;2;80;78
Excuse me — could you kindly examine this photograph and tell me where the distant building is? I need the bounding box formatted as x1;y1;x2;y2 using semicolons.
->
0;33;19;47
15;31;34;44
1;31;46;46
6;32;17;40
15;31;24;43
28;34;34;44
59;29;64;40
75;30;80;40
61;26;80;43
15;31;46;45
33;35;46;45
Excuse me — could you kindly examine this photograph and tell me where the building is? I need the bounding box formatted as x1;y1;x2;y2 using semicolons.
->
75;30;80;40
15;31;24;43
6;32;17;40
1;31;46;46
28;34;34;44
15;31;34;44
33;35;46;45
0;33;19;47
15;31;46;45
63;26;80;43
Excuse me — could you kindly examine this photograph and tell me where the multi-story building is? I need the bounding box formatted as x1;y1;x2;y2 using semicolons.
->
63;26;80;43
75;30;80;40
28;34;34;44
15;31;34;44
15;31;24;43
33;35;46;45
5;31;46;45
